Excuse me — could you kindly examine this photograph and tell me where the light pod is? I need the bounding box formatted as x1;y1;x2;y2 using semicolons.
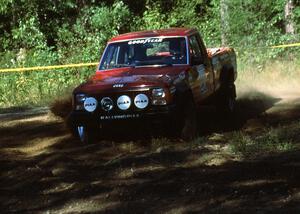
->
101;97;113;111
83;97;98;112
117;95;131;110
134;94;149;109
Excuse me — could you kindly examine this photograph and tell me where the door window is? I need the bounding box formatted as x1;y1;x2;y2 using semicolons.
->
189;36;202;60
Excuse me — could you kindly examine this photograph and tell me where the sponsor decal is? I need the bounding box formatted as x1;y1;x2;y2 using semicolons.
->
197;65;208;94
128;38;163;45
212;57;218;66
179;71;186;80
100;114;140;120
174;71;186;84
197;65;206;77
117;95;131;110
134;94;149;109
170;86;176;94
113;84;124;88
83;97;98;112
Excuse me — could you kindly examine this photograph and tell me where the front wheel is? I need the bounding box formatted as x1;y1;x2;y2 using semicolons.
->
181;99;198;141
171;92;198;141
73;125;97;144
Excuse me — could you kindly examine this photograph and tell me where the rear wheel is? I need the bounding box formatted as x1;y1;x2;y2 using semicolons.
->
217;83;236;116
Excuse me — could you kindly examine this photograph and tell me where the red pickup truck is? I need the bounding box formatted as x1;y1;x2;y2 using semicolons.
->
69;28;237;143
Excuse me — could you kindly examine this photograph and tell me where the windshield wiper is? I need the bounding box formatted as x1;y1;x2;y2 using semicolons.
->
113;64;135;68
134;61;173;67
153;63;173;67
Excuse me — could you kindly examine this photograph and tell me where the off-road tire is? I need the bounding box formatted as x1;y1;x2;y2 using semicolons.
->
217;83;236;116
172;92;198;141
71;124;97;144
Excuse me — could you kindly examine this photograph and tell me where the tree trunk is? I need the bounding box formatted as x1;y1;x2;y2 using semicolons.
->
220;0;229;46
285;0;295;35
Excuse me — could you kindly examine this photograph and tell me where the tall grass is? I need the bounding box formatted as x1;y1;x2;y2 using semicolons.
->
0;67;95;108
236;53;300;98
0;47;97;108
0;50;299;108
229;125;299;158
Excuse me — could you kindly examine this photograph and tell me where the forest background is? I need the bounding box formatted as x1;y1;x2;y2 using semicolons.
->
0;0;299;107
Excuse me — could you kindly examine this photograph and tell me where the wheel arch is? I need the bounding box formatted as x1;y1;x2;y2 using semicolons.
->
220;64;235;86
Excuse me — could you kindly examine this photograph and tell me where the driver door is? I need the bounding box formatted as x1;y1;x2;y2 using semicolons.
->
188;35;213;103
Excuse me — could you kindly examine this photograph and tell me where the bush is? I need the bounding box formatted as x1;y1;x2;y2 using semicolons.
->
57;1;132;64
0;1;132;107
0;0;300;108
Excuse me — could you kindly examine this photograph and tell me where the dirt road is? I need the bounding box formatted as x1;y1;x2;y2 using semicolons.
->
1;88;300;213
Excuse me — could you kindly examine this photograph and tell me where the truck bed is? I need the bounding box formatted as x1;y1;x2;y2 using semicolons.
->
207;47;237;85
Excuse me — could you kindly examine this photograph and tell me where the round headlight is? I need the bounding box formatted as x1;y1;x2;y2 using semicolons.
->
101;97;113;111
134;94;149;109
117;95;131;110
152;88;165;98
75;94;86;103
83;97;98;112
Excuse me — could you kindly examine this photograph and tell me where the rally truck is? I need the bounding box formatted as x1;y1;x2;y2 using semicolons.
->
69;28;237;143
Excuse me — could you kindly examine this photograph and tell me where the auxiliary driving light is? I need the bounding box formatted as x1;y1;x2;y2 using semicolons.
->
117;95;131;110
83;97;98;112
101;97;113;111
134;94;149;109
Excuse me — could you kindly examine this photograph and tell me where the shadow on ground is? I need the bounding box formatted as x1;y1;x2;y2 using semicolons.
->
196;90;281;135
1;137;300;213
0;106;48;122
1;89;300;213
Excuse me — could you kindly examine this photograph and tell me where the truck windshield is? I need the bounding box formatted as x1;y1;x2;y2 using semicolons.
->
99;37;187;70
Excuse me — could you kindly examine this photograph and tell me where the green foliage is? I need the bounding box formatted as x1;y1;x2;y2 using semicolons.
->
0;1;132;107
229;128;296;158
196;0;223;47
0;69;92;107
12;16;47;50
137;0;222;47
227;0;284;46
139;1;170;30
0;0;299;107
0;0;13;13
57;1;131;63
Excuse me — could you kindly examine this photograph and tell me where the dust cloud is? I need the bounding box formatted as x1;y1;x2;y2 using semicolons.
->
235;60;300;128
237;60;300;100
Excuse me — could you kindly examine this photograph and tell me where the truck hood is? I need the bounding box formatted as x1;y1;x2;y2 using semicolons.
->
74;65;189;94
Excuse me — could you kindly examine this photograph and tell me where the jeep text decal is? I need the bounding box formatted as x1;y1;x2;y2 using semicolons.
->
128;38;163;45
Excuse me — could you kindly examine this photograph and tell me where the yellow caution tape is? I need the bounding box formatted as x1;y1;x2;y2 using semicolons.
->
0;62;98;73
0;41;299;73
271;42;300;48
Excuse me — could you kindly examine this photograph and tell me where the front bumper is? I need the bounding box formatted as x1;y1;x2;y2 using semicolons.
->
68;104;177;126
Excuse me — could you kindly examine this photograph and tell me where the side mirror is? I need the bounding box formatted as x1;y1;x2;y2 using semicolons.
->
191;56;203;65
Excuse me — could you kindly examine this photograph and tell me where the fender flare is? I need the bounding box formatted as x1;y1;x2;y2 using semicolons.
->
220;64;235;86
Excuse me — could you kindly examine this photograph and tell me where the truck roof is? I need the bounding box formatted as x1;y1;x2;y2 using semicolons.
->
109;28;197;43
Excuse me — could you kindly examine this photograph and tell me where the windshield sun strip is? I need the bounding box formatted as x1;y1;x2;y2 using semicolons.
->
98;36;189;71
108;35;188;44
